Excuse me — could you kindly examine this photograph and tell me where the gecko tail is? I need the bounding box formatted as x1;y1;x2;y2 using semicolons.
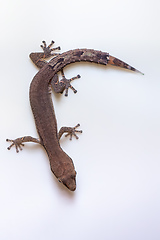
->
108;55;144;75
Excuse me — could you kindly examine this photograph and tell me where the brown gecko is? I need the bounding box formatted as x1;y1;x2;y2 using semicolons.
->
6;41;143;191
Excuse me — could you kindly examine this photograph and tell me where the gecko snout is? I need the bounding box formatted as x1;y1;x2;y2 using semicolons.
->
58;172;77;191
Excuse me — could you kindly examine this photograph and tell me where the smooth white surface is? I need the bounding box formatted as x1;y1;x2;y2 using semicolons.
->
0;0;160;239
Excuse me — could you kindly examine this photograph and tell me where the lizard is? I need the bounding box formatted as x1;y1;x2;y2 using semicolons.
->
6;40;143;191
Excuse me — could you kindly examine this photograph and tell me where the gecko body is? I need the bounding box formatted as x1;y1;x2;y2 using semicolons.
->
7;41;143;191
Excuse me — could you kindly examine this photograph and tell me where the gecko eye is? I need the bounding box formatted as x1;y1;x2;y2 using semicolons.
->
58;178;62;183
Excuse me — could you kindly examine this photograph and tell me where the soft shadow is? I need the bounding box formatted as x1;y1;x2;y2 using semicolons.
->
53;174;77;200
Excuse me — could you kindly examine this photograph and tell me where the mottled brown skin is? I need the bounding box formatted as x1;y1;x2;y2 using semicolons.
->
7;41;143;191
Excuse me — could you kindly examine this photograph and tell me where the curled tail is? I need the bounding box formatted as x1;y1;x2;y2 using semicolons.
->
108;55;144;75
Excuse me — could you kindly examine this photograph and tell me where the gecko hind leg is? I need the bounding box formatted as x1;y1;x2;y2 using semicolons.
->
51;69;81;97
40;40;61;58
58;124;82;140
6;136;42;153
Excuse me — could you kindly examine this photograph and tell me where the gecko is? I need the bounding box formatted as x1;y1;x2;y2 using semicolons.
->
6;40;143;191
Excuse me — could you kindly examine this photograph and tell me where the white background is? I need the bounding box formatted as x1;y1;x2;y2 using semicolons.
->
0;0;160;239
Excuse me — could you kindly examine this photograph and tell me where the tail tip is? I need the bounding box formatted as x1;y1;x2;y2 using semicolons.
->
128;66;144;75
135;69;144;75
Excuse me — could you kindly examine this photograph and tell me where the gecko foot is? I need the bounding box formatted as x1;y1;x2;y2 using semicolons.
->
40;40;61;58
6;138;25;153
6;136;41;153
60;70;81;96
59;124;83;140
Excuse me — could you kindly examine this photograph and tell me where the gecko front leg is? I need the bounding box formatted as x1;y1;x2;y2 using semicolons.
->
6;137;42;153
6;103;81;152
6;124;82;153
58;124;82;140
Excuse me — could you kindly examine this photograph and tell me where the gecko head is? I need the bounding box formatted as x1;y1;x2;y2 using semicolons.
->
58;171;77;191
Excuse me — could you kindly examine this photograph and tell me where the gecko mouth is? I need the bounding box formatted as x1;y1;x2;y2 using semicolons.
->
63;179;76;191
58;175;76;191
68;184;76;191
